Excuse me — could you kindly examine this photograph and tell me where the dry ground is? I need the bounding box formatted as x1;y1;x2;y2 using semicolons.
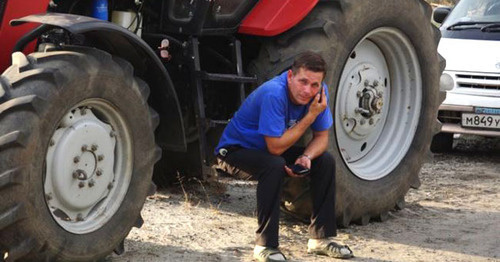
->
110;135;500;262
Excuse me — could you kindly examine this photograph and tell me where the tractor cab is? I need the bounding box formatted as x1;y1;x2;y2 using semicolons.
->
163;0;258;35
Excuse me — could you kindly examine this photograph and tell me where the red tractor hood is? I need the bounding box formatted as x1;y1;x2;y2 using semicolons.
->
238;0;319;36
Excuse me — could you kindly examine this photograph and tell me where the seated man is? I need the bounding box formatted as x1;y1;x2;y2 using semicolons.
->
215;51;354;261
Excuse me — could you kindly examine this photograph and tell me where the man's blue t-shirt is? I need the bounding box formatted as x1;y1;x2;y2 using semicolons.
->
215;71;333;153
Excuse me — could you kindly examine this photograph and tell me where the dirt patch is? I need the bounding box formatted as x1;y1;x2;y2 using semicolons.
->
110;135;500;262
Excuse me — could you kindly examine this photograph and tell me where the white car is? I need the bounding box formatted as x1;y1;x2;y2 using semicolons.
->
432;0;500;151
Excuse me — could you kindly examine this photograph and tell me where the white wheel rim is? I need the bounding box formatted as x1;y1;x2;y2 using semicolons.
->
335;27;422;181
44;99;133;234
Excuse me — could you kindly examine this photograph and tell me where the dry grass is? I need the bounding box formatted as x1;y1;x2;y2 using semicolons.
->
425;0;458;7
176;172;191;205
174;172;228;210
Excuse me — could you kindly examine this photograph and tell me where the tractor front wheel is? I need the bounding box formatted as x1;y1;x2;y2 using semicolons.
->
0;46;159;261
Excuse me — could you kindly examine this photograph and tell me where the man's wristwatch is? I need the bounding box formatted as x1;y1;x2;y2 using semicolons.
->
299;154;312;160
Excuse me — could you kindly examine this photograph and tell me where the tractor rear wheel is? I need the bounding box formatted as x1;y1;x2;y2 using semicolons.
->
249;0;445;225
0;46;159;261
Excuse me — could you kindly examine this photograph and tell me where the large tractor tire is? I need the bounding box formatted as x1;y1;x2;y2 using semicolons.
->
0;46;159;261
249;0;446;225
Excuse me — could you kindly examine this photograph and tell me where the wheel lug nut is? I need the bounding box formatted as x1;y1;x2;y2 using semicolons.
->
76;213;84;221
369;118;374;125
364;80;369;86
80;108;87;115
374;80;379;86
91;144;98;151
73;170;88;180
73;156;80;163
81;145;88;152
107;183;114;190
88;179;95;187
78;181;85;188
96;169;103;176
98;155;104;161
356;91;363;98
360;119;366;125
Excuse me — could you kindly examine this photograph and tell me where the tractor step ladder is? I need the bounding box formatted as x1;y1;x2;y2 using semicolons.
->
188;37;257;175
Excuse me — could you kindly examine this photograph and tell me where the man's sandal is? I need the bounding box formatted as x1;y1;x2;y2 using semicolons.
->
307;242;354;259
253;247;287;262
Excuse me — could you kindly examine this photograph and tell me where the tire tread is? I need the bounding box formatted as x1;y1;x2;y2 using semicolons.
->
9;68;56;89
0;204;24;231
4;238;36;262
0;168;22;190
0;95;41;115
0;131;25;150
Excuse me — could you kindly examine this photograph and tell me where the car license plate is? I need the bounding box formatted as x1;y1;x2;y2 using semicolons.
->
462;113;500;130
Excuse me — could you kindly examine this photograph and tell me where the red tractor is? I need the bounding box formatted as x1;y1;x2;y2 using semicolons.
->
0;0;444;260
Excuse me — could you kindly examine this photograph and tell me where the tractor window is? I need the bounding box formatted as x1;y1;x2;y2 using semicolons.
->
207;0;258;30
163;0;258;34
213;0;247;15
170;0;197;21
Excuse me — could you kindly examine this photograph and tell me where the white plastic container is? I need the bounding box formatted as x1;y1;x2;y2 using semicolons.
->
111;10;142;37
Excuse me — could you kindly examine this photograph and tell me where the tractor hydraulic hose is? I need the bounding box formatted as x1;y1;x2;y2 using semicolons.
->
12;24;53;54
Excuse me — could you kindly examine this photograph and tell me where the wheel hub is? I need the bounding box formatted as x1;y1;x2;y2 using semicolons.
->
341;63;386;139
45;107;116;222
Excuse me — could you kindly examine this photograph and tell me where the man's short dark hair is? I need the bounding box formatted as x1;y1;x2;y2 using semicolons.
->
291;51;327;76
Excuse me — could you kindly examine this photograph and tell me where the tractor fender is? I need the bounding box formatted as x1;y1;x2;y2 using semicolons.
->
238;0;319;36
0;0;51;71
11;13;186;152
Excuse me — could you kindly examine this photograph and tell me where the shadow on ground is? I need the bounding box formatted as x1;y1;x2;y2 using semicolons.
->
108;239;252;262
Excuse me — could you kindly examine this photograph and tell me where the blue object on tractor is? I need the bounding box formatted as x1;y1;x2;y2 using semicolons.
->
92;0;108;20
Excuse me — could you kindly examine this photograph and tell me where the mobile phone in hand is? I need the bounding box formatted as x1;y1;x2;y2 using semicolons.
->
318;84;324;103
288;164;310;176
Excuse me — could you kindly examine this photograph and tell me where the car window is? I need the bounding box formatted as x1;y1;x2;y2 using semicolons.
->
443;0;500;28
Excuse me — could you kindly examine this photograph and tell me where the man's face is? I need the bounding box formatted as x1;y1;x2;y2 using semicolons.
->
287;67;324;105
